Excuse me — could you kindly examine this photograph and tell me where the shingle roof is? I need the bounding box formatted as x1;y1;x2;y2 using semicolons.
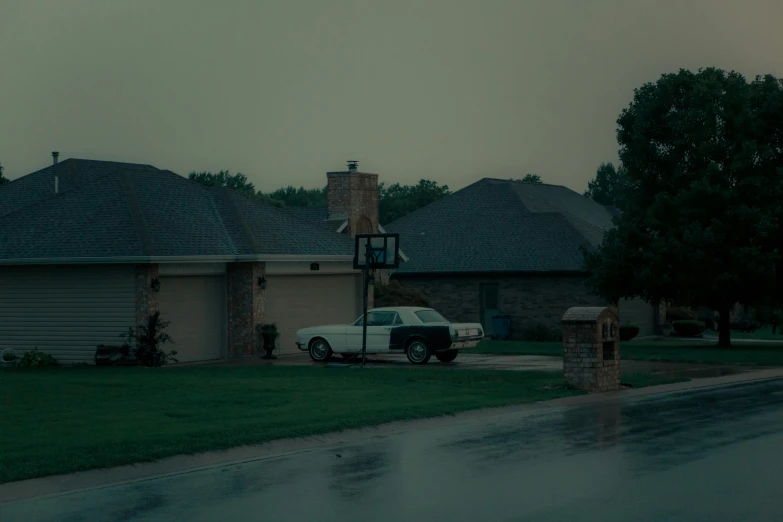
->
283;205;346;232
0;159;354;262
384;178;616;274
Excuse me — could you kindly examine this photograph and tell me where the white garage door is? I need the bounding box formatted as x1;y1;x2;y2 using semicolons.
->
157;276;226;363
264;274;362;356
619;297;656;336
0;265;135;364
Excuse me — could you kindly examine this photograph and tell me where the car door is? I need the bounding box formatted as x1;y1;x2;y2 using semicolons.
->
346;311;397;353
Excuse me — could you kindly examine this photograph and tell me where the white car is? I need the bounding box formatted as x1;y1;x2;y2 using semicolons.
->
296;306;485;364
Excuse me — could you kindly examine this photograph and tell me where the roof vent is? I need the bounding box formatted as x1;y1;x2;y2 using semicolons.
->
52;151;59;165
347;160;358;172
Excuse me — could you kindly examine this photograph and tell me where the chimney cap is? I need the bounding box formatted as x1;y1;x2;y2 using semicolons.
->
52;151;60;165
347;160;358;171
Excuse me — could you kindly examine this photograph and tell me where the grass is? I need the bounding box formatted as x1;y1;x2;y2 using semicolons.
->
721;325;783;340
0;365;585;484
472;339;783;366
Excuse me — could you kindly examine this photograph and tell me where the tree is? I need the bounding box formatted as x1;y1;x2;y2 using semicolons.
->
268;185;327;207
188;170;284;207
520;173;542;183
584;162;626;208
379;179;451;225
0;163;7;185
583;68;783;347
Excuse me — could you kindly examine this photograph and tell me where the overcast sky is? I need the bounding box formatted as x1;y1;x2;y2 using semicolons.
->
1;0;782;193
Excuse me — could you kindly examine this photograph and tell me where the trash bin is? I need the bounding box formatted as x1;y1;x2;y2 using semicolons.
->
491;314;511;340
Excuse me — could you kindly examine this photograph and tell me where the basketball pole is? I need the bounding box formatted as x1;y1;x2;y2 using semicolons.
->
361;241;372;367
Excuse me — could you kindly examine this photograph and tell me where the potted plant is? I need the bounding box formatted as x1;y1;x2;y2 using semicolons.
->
1;348;17;367
258;323;279;359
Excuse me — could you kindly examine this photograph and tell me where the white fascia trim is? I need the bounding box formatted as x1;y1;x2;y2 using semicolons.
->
0;254;353;266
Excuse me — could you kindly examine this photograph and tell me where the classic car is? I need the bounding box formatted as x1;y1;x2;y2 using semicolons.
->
296;306;485;364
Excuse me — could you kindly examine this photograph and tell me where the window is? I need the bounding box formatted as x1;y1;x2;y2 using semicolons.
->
355;311;400;327
414;309;449;324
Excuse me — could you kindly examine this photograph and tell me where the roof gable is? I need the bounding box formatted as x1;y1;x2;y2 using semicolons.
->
385;178;616;274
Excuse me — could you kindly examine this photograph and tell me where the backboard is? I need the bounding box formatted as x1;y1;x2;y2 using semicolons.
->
353;233;400;269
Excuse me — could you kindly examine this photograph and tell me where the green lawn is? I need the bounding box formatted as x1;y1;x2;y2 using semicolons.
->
719;325;783;340
0;365;588;484
472;339;783;366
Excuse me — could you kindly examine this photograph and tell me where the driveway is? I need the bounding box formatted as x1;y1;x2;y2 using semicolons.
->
6;378;783;521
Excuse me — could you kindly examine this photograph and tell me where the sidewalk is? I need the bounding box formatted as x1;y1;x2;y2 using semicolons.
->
3;366;783;506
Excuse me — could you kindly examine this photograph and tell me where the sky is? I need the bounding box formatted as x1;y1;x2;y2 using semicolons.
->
1;0;782;194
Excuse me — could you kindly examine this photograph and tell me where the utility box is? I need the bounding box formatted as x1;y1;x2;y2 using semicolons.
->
561;306;620;392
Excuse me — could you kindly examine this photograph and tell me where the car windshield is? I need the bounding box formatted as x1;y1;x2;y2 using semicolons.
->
354;311;400;326
414;309;449;323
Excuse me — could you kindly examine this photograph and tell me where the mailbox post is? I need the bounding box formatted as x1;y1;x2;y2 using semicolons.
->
561;306;620;392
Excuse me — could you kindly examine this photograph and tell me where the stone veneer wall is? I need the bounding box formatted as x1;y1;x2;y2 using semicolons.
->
395;274;605;338
134;264;159;328
226;262;265;358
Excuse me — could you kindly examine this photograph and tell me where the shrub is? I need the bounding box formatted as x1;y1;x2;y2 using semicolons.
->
672;320;706;337
373;280;431;308
1;348;17;363
17;348;58;368
619;325;640;341
121;311;177;367
521;323;560;342
666;306;697;322
697;312;716;331
730;318;762;333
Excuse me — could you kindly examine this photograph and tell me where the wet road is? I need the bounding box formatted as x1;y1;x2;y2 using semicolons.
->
5;380;783;521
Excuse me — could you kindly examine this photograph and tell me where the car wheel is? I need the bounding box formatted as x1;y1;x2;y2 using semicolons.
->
309;338;332;362
435;350;459;363
406;339;431;365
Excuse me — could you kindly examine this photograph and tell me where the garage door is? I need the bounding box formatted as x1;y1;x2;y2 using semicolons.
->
264;274;362;356
158;276;226;363
0;265;135;364
619;297;656;336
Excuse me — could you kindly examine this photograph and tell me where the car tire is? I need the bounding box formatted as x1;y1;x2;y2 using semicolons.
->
406;339;431;365
309;338;332;362
435;350;459;363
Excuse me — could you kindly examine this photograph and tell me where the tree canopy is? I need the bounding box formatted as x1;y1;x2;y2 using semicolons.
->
583;67;783;347
520;173;542;183
0;163;7;185
187;170;284;207
267;185;327;207
378;179;451;225
584;162;626;208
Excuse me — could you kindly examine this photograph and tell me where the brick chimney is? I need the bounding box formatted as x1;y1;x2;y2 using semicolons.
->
327;161;379;236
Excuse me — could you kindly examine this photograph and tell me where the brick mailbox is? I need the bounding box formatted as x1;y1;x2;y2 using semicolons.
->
561;306;620;392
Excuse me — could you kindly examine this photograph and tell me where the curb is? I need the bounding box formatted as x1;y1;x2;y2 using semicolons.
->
3;368;783;505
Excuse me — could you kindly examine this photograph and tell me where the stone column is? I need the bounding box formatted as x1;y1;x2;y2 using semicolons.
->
227;262;265;359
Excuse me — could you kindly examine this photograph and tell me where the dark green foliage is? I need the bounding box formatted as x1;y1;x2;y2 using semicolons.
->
619;325;640;341
0;162;7;185
584;162;626;208
188;170;285;207
267;185;327;207
17;349;58;368
373;280;432;308
584;68;783;348
697;312;717;331
731;319;762;333
122;312;176;367
666;306;698;322
379;179;451;225
521;323;561;342
520;173;542;183
672;320;707;337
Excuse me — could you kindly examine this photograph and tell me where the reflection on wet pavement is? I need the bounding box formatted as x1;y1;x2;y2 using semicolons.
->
6;380;783;521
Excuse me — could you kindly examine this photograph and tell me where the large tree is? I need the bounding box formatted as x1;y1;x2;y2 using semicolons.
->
0;163;7;185
379;179;451;225
268;185;327;207
584;162;626;208
584;68;783;347
188;170;284;207
520;173;542;183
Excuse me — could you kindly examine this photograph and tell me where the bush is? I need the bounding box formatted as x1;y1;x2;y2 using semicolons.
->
121;311;177;367
521;323;560;342
731;318;762;333
697;312;716;331
374;280;431;308
672;320;706;337
666;306;697;322
17;348;58;368
619;325;640;341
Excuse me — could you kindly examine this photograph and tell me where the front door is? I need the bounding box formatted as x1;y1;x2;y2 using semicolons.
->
480;283;500;336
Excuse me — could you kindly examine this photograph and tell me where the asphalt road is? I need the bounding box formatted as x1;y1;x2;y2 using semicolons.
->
5;380;783;522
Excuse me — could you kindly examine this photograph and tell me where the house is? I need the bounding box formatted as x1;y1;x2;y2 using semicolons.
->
382;178;661;338
0;155;379;364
